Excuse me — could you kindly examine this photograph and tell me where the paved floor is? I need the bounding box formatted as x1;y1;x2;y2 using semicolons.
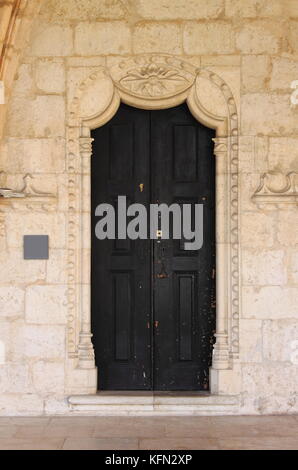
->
0;415;297;450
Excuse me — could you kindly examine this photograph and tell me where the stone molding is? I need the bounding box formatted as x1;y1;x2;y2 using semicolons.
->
66;54;240;395
0;172;56;211
252;171;298;208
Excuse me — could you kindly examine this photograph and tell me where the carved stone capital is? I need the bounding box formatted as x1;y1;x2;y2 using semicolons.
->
79;137;94;158
212;137;228;157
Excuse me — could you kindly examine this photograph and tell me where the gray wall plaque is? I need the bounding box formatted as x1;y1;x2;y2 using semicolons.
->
24;235;49;260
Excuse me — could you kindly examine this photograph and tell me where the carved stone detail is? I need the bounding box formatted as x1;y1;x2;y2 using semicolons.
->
0;173;56;211
213;138;228;156
79;137;94;156
252;171;298;207
66;126;81;357
205;67;240;359
110;55;196;99
0;188;25;198
0;173;55;198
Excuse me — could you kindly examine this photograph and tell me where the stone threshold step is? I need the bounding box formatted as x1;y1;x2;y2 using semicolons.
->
68;393;240;415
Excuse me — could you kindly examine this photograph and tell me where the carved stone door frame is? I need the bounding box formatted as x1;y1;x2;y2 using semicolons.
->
65;55;240;399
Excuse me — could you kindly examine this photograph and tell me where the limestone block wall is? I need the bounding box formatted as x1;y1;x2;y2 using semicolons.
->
0;0;297;415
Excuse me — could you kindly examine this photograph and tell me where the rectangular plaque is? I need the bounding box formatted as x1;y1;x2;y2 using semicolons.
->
24;235;49;260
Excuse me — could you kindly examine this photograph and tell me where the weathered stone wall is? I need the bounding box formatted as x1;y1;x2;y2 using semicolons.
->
0;1;42;140
0;0;297;415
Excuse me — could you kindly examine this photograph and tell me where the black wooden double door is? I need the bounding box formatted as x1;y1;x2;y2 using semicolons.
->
91;103;215;391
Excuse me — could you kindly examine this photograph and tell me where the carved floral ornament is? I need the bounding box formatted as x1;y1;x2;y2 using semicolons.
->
119;63;188;97
112;56;196;98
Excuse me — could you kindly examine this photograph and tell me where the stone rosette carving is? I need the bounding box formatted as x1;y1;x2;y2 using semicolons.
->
110;55;196;99
253;171;298;207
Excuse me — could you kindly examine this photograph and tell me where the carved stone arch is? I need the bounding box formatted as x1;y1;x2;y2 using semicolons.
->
66;54;240;397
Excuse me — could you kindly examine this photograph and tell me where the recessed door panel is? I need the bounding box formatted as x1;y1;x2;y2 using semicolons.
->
91;105;151;390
